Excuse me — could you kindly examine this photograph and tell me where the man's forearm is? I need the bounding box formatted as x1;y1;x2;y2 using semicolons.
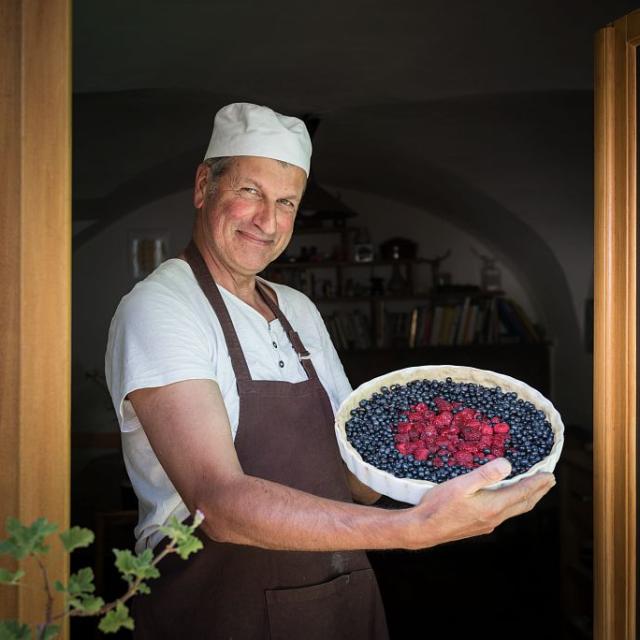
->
195;474;411;551
193;461;555;553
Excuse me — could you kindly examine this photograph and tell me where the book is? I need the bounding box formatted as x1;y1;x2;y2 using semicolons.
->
465;304;478;345
408;308;419;348
351;309;371;349
448;304;462;346
430;306;444;347
421;305;433;346
455;297;471;345
509;299;541;342
496;298;527;341
373;300;385;348
438;306;454;346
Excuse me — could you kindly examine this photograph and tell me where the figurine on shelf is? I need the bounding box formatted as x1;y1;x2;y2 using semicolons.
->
379;237;418;261
387;246;409;294
424;249;452;292
471;246;502;292
353;227;374;263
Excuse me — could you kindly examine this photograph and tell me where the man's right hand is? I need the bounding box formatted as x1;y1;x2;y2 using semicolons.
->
402;458;555;550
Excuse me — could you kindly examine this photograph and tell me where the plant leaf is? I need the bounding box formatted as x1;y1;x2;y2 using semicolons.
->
67;567;95;596
40;625;60;640
75;595;105;615
174;535;203;560
0;539;19;559
59;527;94;553
98;602;134;634
0;518;57;559
0;620;32;640
0;568;25;585
113;549;159;584
158;515;204;560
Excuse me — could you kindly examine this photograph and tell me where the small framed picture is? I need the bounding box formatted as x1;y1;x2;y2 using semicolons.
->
129;230;169;280
354;243;374;263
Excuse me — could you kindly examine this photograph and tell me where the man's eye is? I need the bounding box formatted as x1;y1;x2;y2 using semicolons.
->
278;199;295;209
240;187;260;197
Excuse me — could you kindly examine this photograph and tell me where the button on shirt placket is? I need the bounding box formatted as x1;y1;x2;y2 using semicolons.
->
269;325;285;369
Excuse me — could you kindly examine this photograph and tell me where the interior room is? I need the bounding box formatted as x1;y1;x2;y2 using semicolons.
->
68;2;637;638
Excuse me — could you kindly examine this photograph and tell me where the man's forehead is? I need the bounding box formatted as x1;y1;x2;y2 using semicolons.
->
225;156;306;188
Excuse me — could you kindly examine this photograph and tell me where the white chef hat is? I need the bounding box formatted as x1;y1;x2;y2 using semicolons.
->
203;103;312;177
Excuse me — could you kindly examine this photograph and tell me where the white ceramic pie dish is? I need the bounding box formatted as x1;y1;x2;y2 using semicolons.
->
335;364;564;504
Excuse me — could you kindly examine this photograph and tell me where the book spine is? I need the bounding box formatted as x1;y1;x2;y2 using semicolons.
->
430;306;443;347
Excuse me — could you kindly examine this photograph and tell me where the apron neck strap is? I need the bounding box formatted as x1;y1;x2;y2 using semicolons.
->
184;241;252;382
255;281;319;380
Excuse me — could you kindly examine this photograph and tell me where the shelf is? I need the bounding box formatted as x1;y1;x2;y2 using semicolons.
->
337;342;550;355
267;258;425;269
292;225;357;235
316;294;431;303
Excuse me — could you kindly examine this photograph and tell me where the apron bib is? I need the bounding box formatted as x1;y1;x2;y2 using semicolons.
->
132;242;389;640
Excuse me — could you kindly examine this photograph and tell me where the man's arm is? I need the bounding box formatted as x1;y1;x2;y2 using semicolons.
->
129;378;555;552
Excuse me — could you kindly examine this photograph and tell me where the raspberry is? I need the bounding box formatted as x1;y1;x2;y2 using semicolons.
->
396;443;409;455
435;398;453;412
434;412;453;427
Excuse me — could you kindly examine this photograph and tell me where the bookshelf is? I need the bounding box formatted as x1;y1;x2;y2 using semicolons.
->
323;290;544;352
263;224;550;390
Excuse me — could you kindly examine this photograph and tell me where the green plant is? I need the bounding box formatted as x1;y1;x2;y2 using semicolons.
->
0;511;204;639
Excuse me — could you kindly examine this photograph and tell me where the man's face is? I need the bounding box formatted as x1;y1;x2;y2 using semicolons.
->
194;156;306;278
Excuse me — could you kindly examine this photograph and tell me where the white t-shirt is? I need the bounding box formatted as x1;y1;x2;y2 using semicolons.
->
105;258;353;552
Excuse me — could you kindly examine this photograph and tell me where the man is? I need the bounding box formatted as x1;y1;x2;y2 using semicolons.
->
105;103;555;639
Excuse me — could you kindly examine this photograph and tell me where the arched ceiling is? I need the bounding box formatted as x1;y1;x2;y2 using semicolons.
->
73;0;636;207
75;0;632;104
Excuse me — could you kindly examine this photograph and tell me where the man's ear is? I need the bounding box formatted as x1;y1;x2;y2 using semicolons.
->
193;163;209;209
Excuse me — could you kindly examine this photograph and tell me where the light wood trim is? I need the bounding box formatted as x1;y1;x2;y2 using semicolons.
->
0;0;71;636
0;0;22;621
594;14;637;640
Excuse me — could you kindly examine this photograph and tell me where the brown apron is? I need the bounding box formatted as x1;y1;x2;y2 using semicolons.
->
132;242;389;640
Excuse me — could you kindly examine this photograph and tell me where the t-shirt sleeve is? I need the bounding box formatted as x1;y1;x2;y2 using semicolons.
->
105;282;218;432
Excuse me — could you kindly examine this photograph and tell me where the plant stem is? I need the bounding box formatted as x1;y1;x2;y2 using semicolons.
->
52;539;179;621
34;555;54;640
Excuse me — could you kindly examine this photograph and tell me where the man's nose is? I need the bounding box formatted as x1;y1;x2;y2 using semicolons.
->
253;199;277;235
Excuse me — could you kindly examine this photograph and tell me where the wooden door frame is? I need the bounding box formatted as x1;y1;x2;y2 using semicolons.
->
0;0;71;635
594;10;640;640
